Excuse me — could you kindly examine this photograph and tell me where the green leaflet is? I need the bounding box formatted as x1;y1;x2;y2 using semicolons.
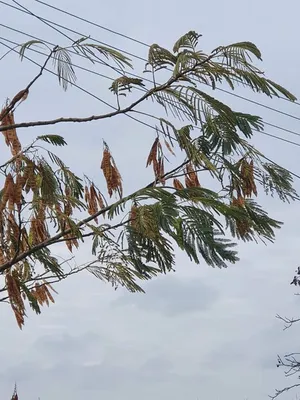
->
110;76;145;96
19;40;48;61
52;47;77;91
173;31;202;53
37;134;67;147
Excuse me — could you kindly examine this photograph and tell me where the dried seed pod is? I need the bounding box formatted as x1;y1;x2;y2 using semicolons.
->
173;178;184;190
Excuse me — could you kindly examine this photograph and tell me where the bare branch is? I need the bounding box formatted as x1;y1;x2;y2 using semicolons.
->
276;314;300;330
0;46;57;122
0;139;38;169
0;255;79;301
270;384;300;400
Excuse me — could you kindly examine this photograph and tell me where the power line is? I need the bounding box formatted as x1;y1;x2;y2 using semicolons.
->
0;23;153;83
3;3;300;187
262;121;300;139
216;87;300;123
11;0;74;42
0;1;146;62
0;38;168;137
10;0;127;78
0;38;113;109
3;33;299;155
35;0;149;48
135;108;300;149
0;34;116;81
34;0;300;111
255;131;300;148
1;33;300;152
2;5;300;154
3;22;300;145
1;37;300;183
3;0;300;125
0;41;18;61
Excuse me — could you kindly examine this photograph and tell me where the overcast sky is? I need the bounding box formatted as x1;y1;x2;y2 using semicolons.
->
1;0;300;399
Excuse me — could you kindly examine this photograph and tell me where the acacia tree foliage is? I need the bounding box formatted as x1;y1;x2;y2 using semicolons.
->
0;31;298;328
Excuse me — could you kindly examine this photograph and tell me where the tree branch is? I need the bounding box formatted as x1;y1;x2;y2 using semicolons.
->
0;52;217;273
0;153;193;274
0;259;90;303
270;383;300;399
0;53;216;132
54;218;132;244
0;139;37;169
276;314;300;330
0;47;57;122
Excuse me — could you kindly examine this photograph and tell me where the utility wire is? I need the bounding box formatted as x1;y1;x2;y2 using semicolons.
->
34;0;300;110
5;1;300;185
35;0;149;47
0;41;18;61
11;0;74;42
0;34;116;82
0;1;146;62
1;37;300;182
0;39;113;109
0;24;153;83
2;3;300;166
2;35;300;157
10;0;126;77
3;0;300;124
0;39;170;137
0;36;198;145
135;108;300;150
2;23;300;145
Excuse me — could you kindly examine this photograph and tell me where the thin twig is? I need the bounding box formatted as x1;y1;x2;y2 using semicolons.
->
0;139;38;169
0;265;86;302
53;218;132;244
270;384;300;400
276;314;300;330
0;46;57;122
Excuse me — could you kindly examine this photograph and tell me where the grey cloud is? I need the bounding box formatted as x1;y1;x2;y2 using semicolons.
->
1;0;300;399
201;313;300;376
31;331;106;364
113;275;219;316
0;343;203;400
138;355;175;382
16;364;203;400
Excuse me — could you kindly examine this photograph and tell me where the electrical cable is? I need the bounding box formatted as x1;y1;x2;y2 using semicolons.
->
1;35;300;152
3;0;300;124
1;37;300;184
2;22;300;144
34;0;300;111
0;39;169;137
1;5;300;182
35;0;150;47
0;1;146;62
11;0;74;42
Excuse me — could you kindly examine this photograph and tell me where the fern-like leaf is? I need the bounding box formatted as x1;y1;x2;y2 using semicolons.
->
214;41;263;64
77;43;132;69
110;76;145;95
173;31;202;53
19;40;48;60
52;47;77;91
147;44;177;72
37;134;67;146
